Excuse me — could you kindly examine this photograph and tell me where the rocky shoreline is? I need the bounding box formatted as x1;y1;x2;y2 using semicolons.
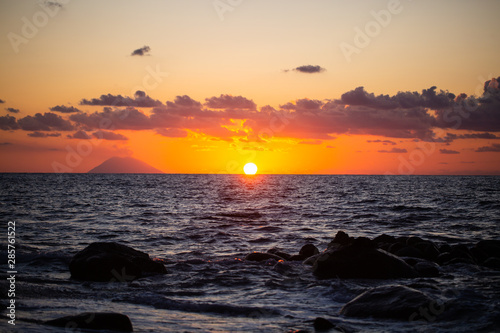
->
41;230;500;332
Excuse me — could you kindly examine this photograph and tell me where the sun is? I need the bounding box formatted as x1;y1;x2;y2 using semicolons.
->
243;163;258;175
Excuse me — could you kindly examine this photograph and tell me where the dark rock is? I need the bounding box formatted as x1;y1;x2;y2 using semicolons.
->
267;248;292;260
445;257;476;265
313;317;335;331
483;257;500;270
373;234;396;245
300;244;320;258
414;261;440;277
352;237;374;248
388;242;404;254
407;236;424;246
289;254;307;261
439;244;452;254
395;246;425;259
45;312;133;332
303;253;322;266
470;246;489;264
340;285;434;320
331;231;351;246
414;241;440;261
476;240;500;258
245;252;283;262
437;252;453;265
69;242;167;282
313;243;417;279
396;236;409;245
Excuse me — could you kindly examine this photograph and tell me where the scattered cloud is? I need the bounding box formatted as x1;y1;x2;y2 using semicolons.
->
42;1;64;9
299;140;323;145
475;143;500;153
292;65;326;74
0;99;5;103
67;130;92;140
50;105;81;113
205;94;256;110
155;128;188;138
0;115;19;130
378;148;407;153
27;131;61;138
17;112;74;131
367;139;396;145
70;107;152;130
439;148;460;154
131;46;151;56
80;90;162;107
0;142;12;145
92;130;128;141
6;108;19;114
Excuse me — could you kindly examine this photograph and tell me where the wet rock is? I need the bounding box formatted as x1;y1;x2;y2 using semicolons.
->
483;257;500;270
395;246;425;259
45;312;133;332
414;261;440;277
300;244;320;258
303;253;322;266
407;236;424;246
476;240;500;258
373;234;396;245
313;243;417;279
414;241;440;261
245;252;283;262
331;231;351;246
267;248;292;260
313;317;336;331
69;242;167;282
340;285;434;320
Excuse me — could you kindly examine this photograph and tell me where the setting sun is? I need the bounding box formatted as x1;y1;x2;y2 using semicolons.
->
243;163;258;175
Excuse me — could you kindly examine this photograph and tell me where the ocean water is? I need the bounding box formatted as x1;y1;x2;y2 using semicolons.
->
0;174;499;332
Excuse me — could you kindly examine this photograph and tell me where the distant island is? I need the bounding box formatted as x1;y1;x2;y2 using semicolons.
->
88;157;163;174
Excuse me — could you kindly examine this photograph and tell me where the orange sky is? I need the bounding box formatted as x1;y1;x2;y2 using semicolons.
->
1;0;499;174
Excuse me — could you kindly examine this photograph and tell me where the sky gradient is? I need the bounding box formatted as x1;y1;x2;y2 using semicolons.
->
1;0;499;174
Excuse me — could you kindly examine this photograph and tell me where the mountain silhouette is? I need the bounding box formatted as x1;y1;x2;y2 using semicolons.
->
88;157;163;174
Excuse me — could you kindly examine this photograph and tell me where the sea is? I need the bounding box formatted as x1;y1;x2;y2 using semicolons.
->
1;174;499;332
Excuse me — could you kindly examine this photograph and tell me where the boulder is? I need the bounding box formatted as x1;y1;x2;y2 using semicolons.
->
313;317;336;331
69;242;167;282
299;244;320;258
267;248;292;260
45;312;133;332
313;242;417;279
245;252;283;262
340;285;434;320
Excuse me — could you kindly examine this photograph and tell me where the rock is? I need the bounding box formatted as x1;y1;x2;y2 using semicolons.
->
300;244;320;258
45;312;133;332
340;285;434;320
414;261;440;277
406;236;424;246
373;234;396;245
313;243;417;279
414;241;440;261
267;248;292;260
313;317;336;331
69;242;167;282
483;257;500;270
395;246;425;259
303;253;322;266
245;252;283;262
331;231;351;246
476;240;500;258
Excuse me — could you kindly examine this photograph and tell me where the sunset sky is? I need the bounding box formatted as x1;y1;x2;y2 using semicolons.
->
1;0;499;174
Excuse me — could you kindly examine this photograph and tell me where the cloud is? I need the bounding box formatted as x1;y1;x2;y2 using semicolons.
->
475;143;500;153
292;65;326;74
80;91;163;107
17;112;74;131
0;99;5;103
92;130;128;141
299;140;323;145
0;142;12;145
205;94;256;110
378;148;407;153
42;1;64;9
67;130;92;140
5;108;19;114
131;46;151;56
155;128;188;138
50;105;81;113
367;139;396;145
0;115;19;130
70;107;152;130
439;148;460;154
27;131;61;138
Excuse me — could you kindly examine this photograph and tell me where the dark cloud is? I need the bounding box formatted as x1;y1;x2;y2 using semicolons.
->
27;131;61;138
42;1;64;9
205;95;256;110
131;46;151;56
6;108;19;114
0;142;12;145
367;139;396;145
0;99;5;103
67;130;92;140
80;91;162;107
443;132;500;142
50;105;81;113
155;128;188;138
378;148;407;153
0;115;19;130
17;112;74;131
166;95;202;108
475;143;500;153
70;107;151;130
439;149;460;154
293;65;326;74
92;130;128;141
